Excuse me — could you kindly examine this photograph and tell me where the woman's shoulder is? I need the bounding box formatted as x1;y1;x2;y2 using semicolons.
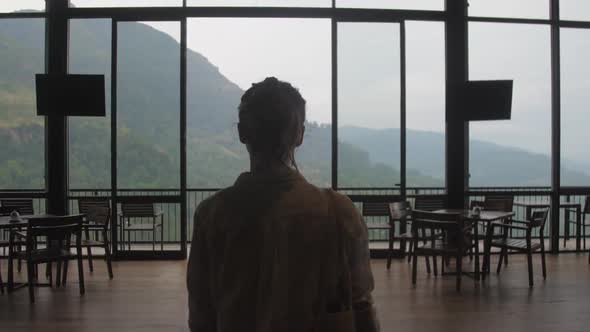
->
323;189;356;213
323;189;366;238
192;187;234;228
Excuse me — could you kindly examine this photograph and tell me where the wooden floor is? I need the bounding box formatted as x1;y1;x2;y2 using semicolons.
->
1;253;589;332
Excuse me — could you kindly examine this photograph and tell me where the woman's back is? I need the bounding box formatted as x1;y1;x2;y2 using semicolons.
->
187;170;376;332
187;77;377;332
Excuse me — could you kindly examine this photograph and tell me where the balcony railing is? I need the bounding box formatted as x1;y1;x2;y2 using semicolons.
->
1;187;588;253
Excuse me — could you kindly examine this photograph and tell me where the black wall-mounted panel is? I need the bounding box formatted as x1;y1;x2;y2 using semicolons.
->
463;80;513;121
36;74;106;117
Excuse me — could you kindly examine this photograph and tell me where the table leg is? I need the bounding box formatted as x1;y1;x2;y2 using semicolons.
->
565;208;570;248
576;206;582;251
482;223;490;281
474;222;480;281
119;216;124;251
401;217;407;257
7;250;13;291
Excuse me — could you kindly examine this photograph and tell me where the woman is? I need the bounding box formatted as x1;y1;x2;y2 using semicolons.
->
187;77;378;332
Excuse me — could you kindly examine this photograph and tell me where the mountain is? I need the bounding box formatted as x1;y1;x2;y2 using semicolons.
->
1;17;589;190
339;126;590;187
1;18;420;189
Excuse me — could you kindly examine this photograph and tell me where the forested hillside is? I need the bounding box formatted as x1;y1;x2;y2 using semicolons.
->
1;18;587;189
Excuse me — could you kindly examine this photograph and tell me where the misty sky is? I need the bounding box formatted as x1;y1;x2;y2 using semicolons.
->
2;1;590;164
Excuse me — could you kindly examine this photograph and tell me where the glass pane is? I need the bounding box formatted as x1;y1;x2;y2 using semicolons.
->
561;0;590;21
188;0;330;7
0;18;45;189
561;28;590;185
406;21;445;188
337;22;401;188
0;1;45;12
117;21;180;189
71;0;181;7
468;0;548;19
469;23;551;187
187;18;331;188
69;19;112;190
337;0;443;10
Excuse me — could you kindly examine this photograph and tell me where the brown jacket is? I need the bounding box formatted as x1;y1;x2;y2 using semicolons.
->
187;170;378;332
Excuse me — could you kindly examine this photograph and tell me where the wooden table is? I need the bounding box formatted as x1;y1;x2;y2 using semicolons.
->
435;209;515;281
0;214;56;229
514;200;582;251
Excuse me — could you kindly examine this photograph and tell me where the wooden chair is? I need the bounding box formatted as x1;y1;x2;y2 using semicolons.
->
386;201;412;270
470;200;484;209
414;196;446;212
81;206;113;279
408;196;448;271
78;198;110;273
0;206;11;216
1;199;34;273
0;233;26;294
483;196;514;268
120;203;163;251
565;196;590;250
362;200;417;270
468;196;514;268
483;208;549;287
0;199;34;215
583;197;590;264
0;213;24;293
483;196;514;212
78;198;110;216
0;206;12;294
9;215;85;303
411;210;472;291
0;238;8;294
361;201;396;265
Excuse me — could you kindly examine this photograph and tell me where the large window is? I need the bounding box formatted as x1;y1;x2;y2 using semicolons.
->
469;23;551;187
187;18;331;188
561;28;590;186
468;0;548;19
337;22;401;188
69;19;112;189
188;0;329;7
71;0;182;7
10;0;590;259
117;21;181;189
337;0;443;10
0;18;45;189
560;0;590;21
0;1;45;12
406;21;445;187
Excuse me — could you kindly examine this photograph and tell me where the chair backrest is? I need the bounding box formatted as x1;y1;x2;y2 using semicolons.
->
86;206;111;229
121;202;155;217
362;202;391;218
483;196;514;212
0;205;11;216
529;208;549;229
26;214;84;247
1;199;34;215
413;196;446;212
389;201;411;220
411;210;462;233
78;198;110;215
584;196;590;214
470;200;484;209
